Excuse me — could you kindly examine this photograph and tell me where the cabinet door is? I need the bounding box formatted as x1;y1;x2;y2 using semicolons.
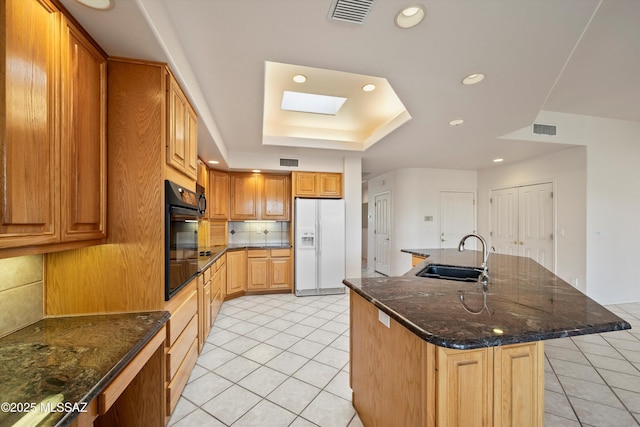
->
185;104;198;179
293;172;317;197
203;281;211;338
0;0;61;248
319;173;342;198
437;346;493;427
262;174;290;220
269;257;291;290
197;160;208;191
226;250;246;295
167;74;197;180
209;170;229;220
61;18;107;241
494;342;544;427
247;257;269;290
229;173;261;220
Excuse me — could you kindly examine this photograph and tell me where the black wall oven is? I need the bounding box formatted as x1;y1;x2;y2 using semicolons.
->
165;180;202;300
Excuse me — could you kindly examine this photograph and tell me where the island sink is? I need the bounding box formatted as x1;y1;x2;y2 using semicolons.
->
417;263;483;282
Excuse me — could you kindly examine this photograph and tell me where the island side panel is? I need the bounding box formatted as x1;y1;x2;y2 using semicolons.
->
350;291;436;427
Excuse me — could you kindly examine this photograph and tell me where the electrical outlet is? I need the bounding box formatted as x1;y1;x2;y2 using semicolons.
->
256;227;262;234
378;309;390;328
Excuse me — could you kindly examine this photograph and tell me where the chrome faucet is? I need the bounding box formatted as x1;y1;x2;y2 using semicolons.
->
458;233;490;284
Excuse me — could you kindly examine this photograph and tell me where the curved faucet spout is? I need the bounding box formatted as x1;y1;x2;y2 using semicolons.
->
458;233;490;284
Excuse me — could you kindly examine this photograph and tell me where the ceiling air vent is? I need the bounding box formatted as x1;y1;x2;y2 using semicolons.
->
279;157;299;168
532;123;557;136
328;0;375;24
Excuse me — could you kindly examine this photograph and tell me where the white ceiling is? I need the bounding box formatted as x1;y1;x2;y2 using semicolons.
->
59;0;640;178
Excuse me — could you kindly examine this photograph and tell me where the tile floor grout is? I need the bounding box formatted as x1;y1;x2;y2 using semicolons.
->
169;274;640;427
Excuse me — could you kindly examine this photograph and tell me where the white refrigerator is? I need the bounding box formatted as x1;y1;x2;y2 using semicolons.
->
294;198;346;296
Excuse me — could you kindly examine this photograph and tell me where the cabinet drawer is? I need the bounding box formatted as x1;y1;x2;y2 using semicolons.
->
166;287;197;346
270;248;291;257
99;326;166;415
203;266;212;282
166;338;198;416
166;315;198;380
248;249;268;258
216;255;226;270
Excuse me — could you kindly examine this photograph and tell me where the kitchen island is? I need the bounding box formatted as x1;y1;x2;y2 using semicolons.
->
343;249;630;427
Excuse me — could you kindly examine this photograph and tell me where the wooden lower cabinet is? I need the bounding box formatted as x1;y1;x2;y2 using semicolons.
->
350;292;543;427
412;255;427;268
164;279;198;419
226;249;247;297
247;248;292;292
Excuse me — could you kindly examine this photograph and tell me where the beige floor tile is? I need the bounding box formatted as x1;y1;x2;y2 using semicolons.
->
201;384;261;425
301;391;355;427
267;377;321;414
233;400;297;427
569;395;639;427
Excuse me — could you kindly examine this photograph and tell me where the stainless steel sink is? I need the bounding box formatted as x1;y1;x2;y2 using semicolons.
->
416;264;483;282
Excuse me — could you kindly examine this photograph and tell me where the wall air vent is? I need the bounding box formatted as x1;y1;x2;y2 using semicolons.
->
279;157;300;168
328;0;375;24
532;123;557;136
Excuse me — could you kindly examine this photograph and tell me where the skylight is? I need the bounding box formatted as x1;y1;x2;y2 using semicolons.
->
281;91;347;115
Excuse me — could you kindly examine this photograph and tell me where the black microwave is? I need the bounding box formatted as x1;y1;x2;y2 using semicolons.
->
165;180;202;300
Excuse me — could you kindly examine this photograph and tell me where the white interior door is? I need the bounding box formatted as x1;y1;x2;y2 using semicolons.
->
491;187;519;256
519;183;554;271
490;183;554;271
374;192;391;276
440;191;476;249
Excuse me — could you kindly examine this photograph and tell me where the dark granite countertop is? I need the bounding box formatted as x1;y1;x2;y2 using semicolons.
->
344;249;630;350
0;311;169;426
197;244;292;271
400;249;432;258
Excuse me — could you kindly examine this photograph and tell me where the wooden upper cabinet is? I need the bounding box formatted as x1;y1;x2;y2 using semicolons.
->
167;72;197;180
262;174;290;220
293;172;317;197
0;0;108;255
292;172;342;198
0;0;61;249
197;159;208;189
229;173;261;220
319;173;342;198
229;173;291;221
208;170;229;220
61;17;107;241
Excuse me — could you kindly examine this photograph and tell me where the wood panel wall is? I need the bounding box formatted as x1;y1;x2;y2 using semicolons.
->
45;60;168;314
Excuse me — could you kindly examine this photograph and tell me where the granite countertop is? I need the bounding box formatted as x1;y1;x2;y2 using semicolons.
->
344;249;630;350
0;311;169;427
197;244;293;271
400;249;431;258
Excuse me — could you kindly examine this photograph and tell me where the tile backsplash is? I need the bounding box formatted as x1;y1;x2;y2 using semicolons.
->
0;254;44;337
228;221;290;246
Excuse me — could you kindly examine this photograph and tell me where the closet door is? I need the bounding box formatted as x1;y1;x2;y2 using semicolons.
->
490;183;554;271
519;183;554;271
490;187;519;256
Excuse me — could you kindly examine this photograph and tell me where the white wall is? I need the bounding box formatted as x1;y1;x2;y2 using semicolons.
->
367;168;477;276
344;156;362;278
503;111;640;304
477;146;587;293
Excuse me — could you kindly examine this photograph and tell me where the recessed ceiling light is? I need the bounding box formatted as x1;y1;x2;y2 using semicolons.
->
362;84;376;92
492;328;504;335
75;0;114;10
493;158;504;163
462;73;485;85
448;119;464;126
292;74;307;83
395;4;426;29
281;91;347;115
208;160;219;165
252;169;261;173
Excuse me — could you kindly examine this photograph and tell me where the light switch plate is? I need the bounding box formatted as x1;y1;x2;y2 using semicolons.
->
378;309;390;328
